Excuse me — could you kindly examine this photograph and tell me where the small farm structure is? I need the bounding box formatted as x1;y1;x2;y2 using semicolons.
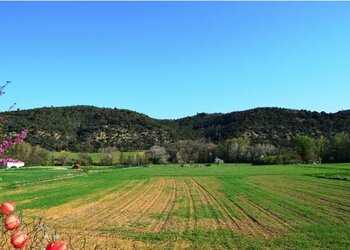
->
7;161;25;169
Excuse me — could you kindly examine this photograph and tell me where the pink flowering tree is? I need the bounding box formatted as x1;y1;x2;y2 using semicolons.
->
0;129;28;165
0;81;28;165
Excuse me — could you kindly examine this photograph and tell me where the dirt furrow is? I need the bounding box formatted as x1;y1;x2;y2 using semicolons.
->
282;184;350;211
159;178;177;231
275;177;350;204
102;180;160;228
53;179;152;229
268;185;350;220
280;181;350;208
146;179;177;232
255;178;350;215
187;179;199;232
191;179;227;231
203;180;267;236
238;195;293;231
191;179;239;249
228;197;270;237
253;182;319;223
125;179;166;228
287;176;350;193
183;178;196;232
191;179;243;233
53;227;152;250
69;180;149;229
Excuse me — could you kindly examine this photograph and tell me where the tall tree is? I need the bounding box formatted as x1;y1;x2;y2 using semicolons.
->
293;135;316;163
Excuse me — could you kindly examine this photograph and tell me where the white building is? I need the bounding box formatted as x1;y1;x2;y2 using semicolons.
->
7;161;25;169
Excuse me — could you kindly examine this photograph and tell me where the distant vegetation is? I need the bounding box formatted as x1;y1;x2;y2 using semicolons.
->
3;142;145;167
3;106;350;165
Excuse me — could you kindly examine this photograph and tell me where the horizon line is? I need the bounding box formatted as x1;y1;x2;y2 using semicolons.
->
1;104;347;120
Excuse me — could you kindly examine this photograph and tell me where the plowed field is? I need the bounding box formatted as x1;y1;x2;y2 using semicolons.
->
1;164;349;249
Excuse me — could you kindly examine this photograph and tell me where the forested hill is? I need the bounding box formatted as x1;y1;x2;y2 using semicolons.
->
176;108;350;146
0;106;189;151
1;106;350;152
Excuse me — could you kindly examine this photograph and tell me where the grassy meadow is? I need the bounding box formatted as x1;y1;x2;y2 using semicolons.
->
52;151;144;165
0;164;349;249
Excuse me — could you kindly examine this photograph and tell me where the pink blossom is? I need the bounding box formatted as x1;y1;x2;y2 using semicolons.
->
0;129;29;154
0;81;27;164
0;158;17;164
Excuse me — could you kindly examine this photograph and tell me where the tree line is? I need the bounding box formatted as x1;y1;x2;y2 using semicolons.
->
3;142;147;167
4;132;350;166
146;133;350;165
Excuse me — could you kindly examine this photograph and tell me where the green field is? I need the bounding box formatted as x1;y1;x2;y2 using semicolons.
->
52;151;144;164
0;164;349;249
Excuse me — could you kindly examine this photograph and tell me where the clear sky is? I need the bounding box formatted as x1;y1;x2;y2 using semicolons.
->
0;2;349;119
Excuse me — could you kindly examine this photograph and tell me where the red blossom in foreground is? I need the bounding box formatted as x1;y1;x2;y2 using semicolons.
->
11;231;29;249
1;201;72;249
4;215;21;231
0;201;16;215
46;241;68;250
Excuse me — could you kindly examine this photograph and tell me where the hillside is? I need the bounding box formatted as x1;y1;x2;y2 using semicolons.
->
176;107;350;146
2;106;350;151
0;106;190;151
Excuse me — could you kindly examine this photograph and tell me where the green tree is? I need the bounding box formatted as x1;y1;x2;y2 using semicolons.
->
315;135;326;163
5;142;32;163
324;133;350;163
146;145;169;164
119;152;128;165
218;136;251;163
77;153;93;166
29;146;53;166
293;135;316;163
100;154;114;166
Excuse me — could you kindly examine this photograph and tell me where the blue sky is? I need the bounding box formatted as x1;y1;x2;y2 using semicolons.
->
0;2;349;119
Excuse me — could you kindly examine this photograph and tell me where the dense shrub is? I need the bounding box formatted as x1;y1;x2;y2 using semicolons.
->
100;154;114;166
166;140;217;164
146;146;169;164
77;153;93;166
252;153;300;165
4;143;54;166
